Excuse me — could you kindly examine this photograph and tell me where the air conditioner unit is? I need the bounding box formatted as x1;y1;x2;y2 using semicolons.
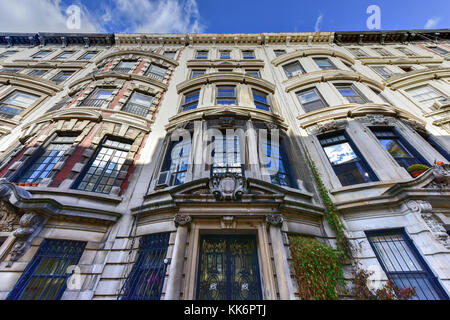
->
156;171;171;187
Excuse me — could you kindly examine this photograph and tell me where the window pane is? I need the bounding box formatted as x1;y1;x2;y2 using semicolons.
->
314;58;336;70
283;61;304;77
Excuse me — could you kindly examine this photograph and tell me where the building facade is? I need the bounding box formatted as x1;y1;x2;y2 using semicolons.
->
0;30;448;300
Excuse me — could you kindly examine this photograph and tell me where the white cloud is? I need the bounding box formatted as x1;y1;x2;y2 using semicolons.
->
0;0;100;33
0;0;204;34
424;16;441;29
314;14;323;32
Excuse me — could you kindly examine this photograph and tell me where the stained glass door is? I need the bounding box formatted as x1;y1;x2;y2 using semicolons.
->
196;235;262;300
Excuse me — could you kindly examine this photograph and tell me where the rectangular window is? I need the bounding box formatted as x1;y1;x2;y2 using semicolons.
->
216;86;236;105
349;48;367;57
119;233;170;300
163;51;176;59
373;47;391;56
55;51;75;60
396;47;416;56
32;50;52;59
366;229;449;300
81;88;114;108
252;89;271;111
371;128;428;169
297;88;327;112
261;138;293;187
242;50;255;59
274;49;287;57
0;90;39;119
282;61;305;78
28;69;48;77
7;239;86;300
145;64;167;81
181;89;200;111
1;68;23;73
313;58;337;70
191;69;205;78
51;71;74;84
78;51;98;60
114;61;136;73
161;139;191;186
428;46;449;55
335;84;368;104
245;69;260;78
220;50;231;59
371;66;394;79
211;133;243;176
0;50;18;59
122;92;154;117
196;50;208;59
74;137;132;194
15;134;77;183
406;85;445;109
319;132;378;186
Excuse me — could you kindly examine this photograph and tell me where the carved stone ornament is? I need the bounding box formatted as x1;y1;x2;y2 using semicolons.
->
7;212;45;266
173;214;192;227
0;201;20;232
365;114;390;125
425;164;450;189
405;200;450;249
316;120;345;134
405;119;427;135
266;214;284;227
209;173;248;201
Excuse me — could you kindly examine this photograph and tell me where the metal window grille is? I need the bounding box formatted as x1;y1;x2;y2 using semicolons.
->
367;229;449;300
74;137;132;194
6;239;86;300
119;233;170;300
15;135;76;183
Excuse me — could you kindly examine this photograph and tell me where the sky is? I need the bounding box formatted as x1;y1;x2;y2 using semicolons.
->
0;0;448;34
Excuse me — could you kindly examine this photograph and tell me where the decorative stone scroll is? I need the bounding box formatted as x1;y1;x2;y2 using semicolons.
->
209;173;248;201
425;164;450;190
0;201;20;232
364;114;391;125
266;214;284;228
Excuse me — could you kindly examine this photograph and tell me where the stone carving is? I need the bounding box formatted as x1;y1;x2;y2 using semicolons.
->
173;214;192;227
209;173;248;201
365;114;390;125
405;119;427;135
405;200;450;249
221;216;236;229
266;214;284;227
266;123;278;130
316;120;339;133
0;201;20;232
7;212;45;267
425;164;450;189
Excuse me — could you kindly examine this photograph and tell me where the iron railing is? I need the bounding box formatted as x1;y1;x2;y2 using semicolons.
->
114;67;132;73
118;233;170;300
77;99;109;108
146;72;164;82
121;102;150;117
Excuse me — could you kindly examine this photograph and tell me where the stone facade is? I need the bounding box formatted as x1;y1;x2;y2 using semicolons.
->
0;30;448;300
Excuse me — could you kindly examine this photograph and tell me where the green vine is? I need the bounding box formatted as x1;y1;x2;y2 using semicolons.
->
288;235;344;300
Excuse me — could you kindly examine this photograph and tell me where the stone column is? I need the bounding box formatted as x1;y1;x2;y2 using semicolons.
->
164;214;192;300
266;214;294;300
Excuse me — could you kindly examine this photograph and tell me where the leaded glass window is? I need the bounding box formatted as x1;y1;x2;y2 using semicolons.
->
119;233;170;300
15;134;76;183
367;229;449;300
0;90;39;119
7;239;86;300
319;132;378;186
74;137;132;194
122;92;153;117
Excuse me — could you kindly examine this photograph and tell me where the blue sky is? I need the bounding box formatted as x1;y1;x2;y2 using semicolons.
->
0;0;448;34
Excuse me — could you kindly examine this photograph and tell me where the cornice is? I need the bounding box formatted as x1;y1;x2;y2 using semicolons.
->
95;49;179;67
0;72;62;95
271;48;355;66
186;59;265;68
385;67;450;90
284;69;385;93
5;60;89;69
69;71;168;91
176;72;276;94
357;56;443;65
165;105;287;131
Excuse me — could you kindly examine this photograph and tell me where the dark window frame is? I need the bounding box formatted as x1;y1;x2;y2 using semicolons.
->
180;89;200;112
216;85;237;105
296;87;328;113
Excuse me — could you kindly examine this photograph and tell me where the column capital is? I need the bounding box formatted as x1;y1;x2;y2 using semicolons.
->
266;214;283;228
173;214;192;228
